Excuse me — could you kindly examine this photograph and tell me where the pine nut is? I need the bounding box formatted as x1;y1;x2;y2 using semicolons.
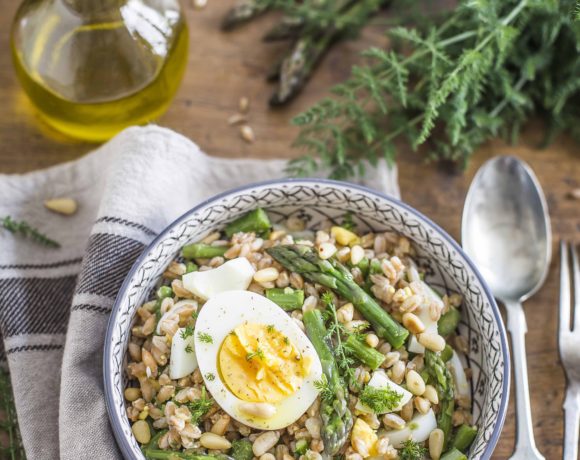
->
240;125;255;143
254;267;279;283
200;432;231;450
414;396;431;414
406;369;426;395
418;332;446;352
44;197;77;215
365;333;379;348
211;414;231;436
253;431;280;456
124;387;141;402
302;295;318;313
337;303;354;323
402;312;426;334
239;401;277;419
390;360;406;384
382;413;406;430
424;385;439;404
350;245;365;265
429;428;444;460
132;420;151;444
239;96;250;112
318;242;337;260
260;454;276;460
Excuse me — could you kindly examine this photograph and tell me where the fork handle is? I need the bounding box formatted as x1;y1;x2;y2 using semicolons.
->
563;385;580;460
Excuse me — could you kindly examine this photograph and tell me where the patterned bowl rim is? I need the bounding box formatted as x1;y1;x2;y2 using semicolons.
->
104;178;510;460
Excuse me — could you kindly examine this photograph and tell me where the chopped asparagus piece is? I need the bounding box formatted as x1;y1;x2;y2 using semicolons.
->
440;448;468;460
265;287;305;311
344;334;386;370
452;424;478;452
225;208;271;237
438;308;461;337
182;243;227;259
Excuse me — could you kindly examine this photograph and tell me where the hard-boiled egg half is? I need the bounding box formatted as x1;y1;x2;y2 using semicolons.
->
193;290;323;430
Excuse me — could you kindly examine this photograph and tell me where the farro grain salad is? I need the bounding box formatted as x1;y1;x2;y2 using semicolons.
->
126;209;477;460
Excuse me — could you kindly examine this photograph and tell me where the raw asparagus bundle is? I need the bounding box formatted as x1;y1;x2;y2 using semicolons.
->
266;244;409;348
304;309;353;456
222;0;390;105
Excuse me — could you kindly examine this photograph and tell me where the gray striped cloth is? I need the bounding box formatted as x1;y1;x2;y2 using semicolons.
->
0;125;399;459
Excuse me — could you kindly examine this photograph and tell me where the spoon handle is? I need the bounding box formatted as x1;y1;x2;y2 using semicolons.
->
505;300;545;460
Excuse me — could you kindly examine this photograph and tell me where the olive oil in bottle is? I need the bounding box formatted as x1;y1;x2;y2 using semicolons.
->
11;0;188;142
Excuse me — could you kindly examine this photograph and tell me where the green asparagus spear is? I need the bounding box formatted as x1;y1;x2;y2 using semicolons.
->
182;244;227;259
438;308;461;337
263;16;304;41
452;424;478;452
425;350;455;450
440;448;468;460
224;208;271;237
221;0;270;31
303;309;353;456
266;245;409;348
265;287;305;311
270;33;337;106
344;334;385;370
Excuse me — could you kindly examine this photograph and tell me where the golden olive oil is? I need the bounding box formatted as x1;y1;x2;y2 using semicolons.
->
11;0;188;142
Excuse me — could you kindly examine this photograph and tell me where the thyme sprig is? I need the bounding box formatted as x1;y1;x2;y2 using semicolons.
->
1;216;60;248
288;0;580;178
0;369;26;460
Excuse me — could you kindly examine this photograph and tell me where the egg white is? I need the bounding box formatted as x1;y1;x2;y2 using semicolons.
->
193;290;323;430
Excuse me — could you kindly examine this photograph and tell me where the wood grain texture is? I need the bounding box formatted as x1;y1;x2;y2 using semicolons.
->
0;1;578;458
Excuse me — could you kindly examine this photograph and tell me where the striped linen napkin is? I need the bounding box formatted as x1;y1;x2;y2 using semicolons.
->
0;125;399;459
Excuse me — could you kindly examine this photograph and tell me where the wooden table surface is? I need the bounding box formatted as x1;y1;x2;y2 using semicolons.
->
1;1;578;458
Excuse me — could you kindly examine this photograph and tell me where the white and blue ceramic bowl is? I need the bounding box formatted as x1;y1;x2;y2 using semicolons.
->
104;179;509;459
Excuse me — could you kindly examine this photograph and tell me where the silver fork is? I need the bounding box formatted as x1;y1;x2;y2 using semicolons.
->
559;241;580;460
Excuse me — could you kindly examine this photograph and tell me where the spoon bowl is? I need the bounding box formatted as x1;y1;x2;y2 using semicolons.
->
462;155;552;460
463;155;552;302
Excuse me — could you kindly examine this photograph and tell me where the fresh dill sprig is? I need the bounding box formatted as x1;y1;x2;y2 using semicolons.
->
185;344;193;354
246;347;265;361
204;372;216;382
1;216;60;248
188;387;214;425
288;0;580;179
358;385;403;413
197;332;213;344
313;374;334;403
321;292;357;388
181;326;194;340
399;439;427;460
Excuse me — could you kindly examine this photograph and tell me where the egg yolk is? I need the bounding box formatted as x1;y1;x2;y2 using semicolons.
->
218;322;311;403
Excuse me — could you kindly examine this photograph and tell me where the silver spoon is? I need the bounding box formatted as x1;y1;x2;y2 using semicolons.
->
462;155;551;460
